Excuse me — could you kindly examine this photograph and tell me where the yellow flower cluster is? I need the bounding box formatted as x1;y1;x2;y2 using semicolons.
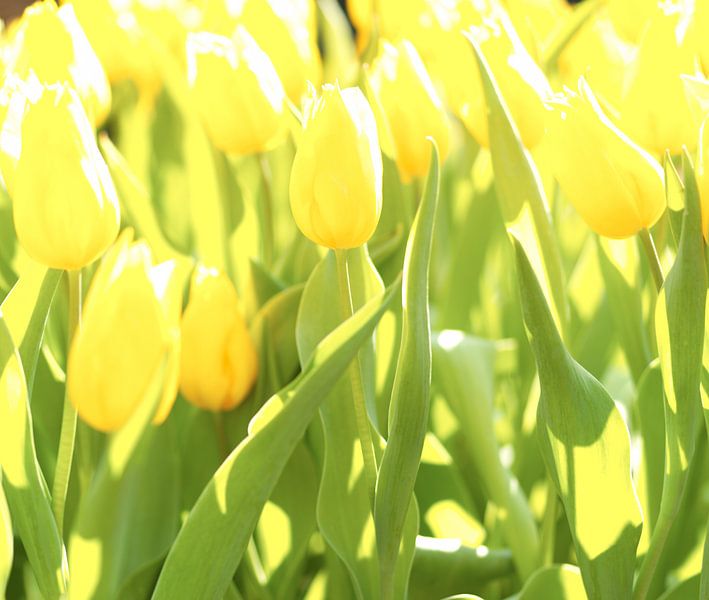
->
1;0;709;432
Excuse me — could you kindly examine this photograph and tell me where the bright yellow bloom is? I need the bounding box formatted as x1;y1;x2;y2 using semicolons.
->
558;12;636;111
698;0;709;75
179;267;258;412
186;28;286;156
202;0;321;102
12;84;120;270
619;2;699;155
368;40;450;181
63;0;154;88
698;118;709;240
290;84;382;249
10;1;111;125
458;4;552;148
68;231;182;432
346;0;373;52
503;0;571;58
607;0;655;42
545;79;666;239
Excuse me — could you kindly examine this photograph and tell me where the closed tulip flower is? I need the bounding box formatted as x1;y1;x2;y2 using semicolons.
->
697;1;709;75
68;232;182;432
619;2;699;155
699;118;709;240
179;267;258;412
545;79;666;239
368;40;450;181
202;0;321;102
290;84;382;249
607;0;655;43
186;28;286;156
10;1;111;125
12;84;120;270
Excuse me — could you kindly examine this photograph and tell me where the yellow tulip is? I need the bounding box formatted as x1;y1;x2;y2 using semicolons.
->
179;267;258;412
368;40;450;181
558;11;636;111
202;0;321;102
63;0;155;88
11;84;120;271
618;2;699;155
698;118;709;240
9;1;111;125
502;0;571;58
346;0;374;52
186;28;286;156
290;84;382;249
545;79;666;239
458;4;552;149
607;0;655;42
67;231;182;432
698;1;709;76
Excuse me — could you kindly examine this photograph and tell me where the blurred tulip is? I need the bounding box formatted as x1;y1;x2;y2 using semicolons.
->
179;267;258;412
11;84;120;270
64;0;155;89
558;11;636;111
9;1;111;125
619;2;699;155
133;0;201;64
202;0;321;102
503;0;571;58
698;118;709;239
68;231;182;432
186;29;286;156
367;40;450;181
290;84;382;249
695;0;709;76
607;0;655;42
545;79;666;239
346;0;374;52
458;4;552;148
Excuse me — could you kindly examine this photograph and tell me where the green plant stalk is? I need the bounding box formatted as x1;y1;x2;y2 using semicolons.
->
638;228;664;292
334;249;378;510
539;478;558;566
51;269;82;537
257;154;275;269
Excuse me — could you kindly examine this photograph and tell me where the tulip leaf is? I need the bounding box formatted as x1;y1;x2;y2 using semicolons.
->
513;236;642;599
375;142;439;599
656;574;700;600
0;314;67;599
295;246;384;600
0;469;12;597
99;134;181;264
409;538;514;600
466;34;568;336
432;331;540;578
517;564;587;600
152;276;400;600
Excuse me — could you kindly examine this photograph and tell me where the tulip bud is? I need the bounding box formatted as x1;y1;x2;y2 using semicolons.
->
503;0;571;58
202;0;321;102
68;232;182;432
179;267;258;412
697;1;709;75
698;118;709;240
367;40;450;181
607;0;656;43
186;28;286;156
545;79;666;239
618;2;698;155
10;1;111;125
290;84;383;249
11;84;120;270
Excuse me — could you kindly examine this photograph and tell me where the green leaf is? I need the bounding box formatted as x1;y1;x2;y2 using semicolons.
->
656;574;700;600
295;247;384;600
0;469;12;597
466;32;568;337
432;331;540;578
409;538;514;600
152;275;400;600
513;237;642;599
375;143;439;599
0;315;67;599
67;356;173;600
517;564;587;600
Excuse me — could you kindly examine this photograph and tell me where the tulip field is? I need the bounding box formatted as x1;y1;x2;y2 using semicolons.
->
2;0;709;598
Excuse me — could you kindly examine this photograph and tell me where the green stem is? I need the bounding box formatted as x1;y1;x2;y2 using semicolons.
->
51;269;82;537
633;503;679;600
334;249;378;510
257;154;275;268
638;228;664;292
213;411;230;461
540;478;558;566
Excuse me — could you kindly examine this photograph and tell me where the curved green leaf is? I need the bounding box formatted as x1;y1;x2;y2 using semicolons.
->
375;142;439;599
518;564;587;600
152;276;400;600
514;237;642;599
0;469;11;597
295;247;384;600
